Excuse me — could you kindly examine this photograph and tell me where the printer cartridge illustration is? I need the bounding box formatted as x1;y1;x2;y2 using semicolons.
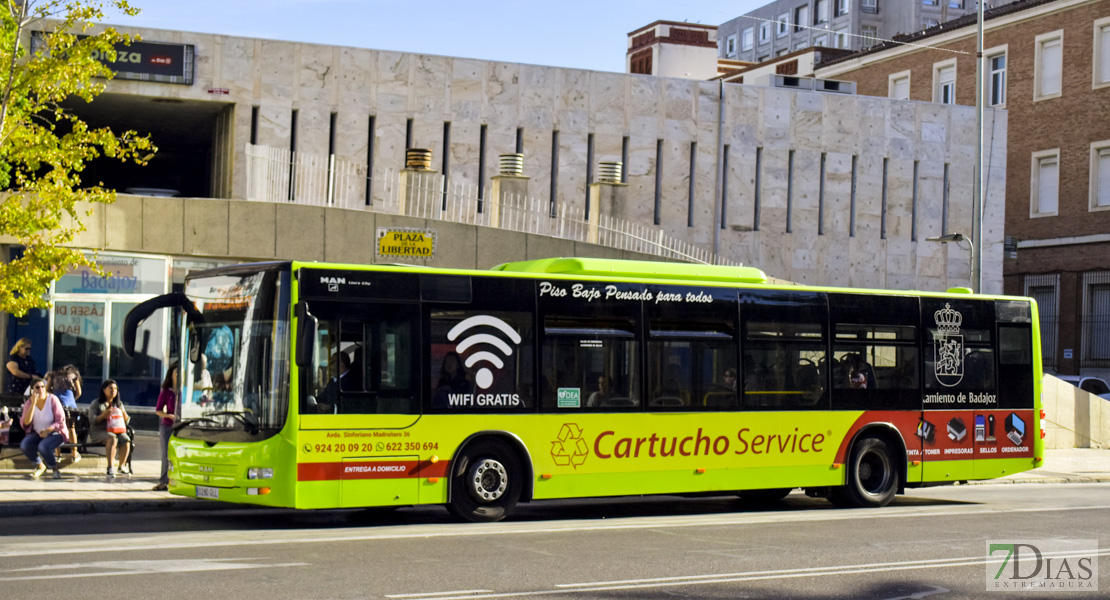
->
947;417;967;442
917;419;936;443
974;415;985;442
1004;413;1026;446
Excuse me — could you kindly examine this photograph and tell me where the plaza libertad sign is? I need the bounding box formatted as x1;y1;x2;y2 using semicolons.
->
377;228;436;259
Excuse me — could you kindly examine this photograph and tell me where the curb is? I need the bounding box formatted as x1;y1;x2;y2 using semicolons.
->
0;497;243;518
968;475;1110;485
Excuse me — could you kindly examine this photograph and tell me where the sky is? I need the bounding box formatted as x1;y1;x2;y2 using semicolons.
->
103;0;765;74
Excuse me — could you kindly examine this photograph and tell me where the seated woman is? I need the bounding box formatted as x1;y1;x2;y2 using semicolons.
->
88;380;131;478
20;377;68;479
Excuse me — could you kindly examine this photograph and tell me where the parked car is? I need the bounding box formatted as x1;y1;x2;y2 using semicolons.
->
1056;375;1110;401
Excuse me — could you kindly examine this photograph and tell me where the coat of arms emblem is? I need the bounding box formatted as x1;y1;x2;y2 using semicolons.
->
934;303;964;387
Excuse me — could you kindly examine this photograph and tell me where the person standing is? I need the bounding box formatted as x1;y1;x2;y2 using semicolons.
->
6;338;39;395
20;377;68;479
48;366;82;463
88;380;131;478
153;363;179;491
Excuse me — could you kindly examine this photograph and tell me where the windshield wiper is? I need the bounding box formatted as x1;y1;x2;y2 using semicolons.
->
206;410;260;435
171;416;220;434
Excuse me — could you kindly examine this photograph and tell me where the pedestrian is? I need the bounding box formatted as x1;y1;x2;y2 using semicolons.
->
20;377;68;479
47;365;83;463
153;363;179;491
88;380;131;478
6;338;39;395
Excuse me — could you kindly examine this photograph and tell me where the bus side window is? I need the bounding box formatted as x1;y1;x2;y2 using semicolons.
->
739;290;828;411
541;317;640;411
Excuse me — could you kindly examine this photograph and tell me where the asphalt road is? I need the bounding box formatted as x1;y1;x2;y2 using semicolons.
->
2;483;1108;599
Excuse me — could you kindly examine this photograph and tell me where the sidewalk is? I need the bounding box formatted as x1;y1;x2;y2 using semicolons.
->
2;445;1109;519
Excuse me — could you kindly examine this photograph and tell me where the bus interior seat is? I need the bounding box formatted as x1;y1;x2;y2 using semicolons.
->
600;397;637;408
702;391;737;408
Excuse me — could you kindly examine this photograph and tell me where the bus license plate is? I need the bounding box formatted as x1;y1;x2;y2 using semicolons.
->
196;486;219;499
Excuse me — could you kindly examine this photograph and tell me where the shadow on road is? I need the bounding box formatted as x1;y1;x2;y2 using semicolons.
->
2;491;974;536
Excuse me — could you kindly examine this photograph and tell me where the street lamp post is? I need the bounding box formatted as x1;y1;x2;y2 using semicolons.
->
927;232;974;290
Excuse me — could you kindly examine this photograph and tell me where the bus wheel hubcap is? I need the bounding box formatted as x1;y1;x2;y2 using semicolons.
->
470;459;508;501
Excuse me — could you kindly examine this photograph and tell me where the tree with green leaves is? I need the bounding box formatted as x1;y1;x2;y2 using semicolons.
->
0;0;155;317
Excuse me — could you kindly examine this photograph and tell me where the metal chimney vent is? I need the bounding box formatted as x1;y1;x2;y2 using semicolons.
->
406;148;433;170
499;153;524;176
597;161;623;184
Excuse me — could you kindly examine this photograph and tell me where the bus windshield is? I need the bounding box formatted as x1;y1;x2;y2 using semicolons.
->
179;267;290;439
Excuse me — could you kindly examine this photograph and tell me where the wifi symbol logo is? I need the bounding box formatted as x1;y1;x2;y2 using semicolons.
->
447;315;522;390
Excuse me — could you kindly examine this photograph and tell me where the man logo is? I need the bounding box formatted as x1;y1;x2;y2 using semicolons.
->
447;315;522;390
934;303;964;387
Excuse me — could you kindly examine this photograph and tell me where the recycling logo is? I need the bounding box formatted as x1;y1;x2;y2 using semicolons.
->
551;423;589;468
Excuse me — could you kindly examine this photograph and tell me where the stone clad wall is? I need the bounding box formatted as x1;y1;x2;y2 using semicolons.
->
91;26;1005;291
63;196;652;270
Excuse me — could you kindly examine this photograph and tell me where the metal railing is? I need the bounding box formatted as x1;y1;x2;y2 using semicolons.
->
245;144;736;266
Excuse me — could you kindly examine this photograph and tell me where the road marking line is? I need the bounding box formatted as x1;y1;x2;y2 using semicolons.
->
385;591;494;598
391;550;1110;600
555;549;1108;587
3;502;1110;559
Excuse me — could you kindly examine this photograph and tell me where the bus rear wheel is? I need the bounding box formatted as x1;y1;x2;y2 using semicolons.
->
447;439;522;523
830;436;898;508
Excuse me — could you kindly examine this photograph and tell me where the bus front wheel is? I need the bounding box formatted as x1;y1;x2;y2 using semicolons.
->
830;436;898;508
447;438;522;522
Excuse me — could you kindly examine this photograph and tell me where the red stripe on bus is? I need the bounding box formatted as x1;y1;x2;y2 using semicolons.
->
298;459;450;481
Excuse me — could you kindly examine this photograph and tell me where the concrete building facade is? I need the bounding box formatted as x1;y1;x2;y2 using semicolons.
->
718;0;976;64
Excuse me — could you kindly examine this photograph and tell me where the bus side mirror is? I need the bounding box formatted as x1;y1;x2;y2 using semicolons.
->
295;301;317;368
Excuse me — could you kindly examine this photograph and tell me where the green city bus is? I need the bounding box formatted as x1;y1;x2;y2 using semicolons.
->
125;257;1044;522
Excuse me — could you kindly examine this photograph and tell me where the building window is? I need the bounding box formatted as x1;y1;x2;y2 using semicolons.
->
815;34;828;47
949;0;964;8
889;70;910;99
777;13;790;38
760;22;771;44
923;0;938;6
742;27;754;51
933;59;956;104
725;34;737;57
794;6;809;33
861;25;879;48
1024;275;1059;370
815;0;828;24
923;18;939;29
1031;149;1060;217
1091;141;1110;211
1035;30;1063;100
986;46;1007;106
862;0;878;13
836;0;850;16
1081;272;1110;367
776;48;790;57
1094;18;1110;88
835;27;849;49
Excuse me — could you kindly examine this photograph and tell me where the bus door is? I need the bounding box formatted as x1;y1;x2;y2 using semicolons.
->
920;298;998;483
829;294;923;484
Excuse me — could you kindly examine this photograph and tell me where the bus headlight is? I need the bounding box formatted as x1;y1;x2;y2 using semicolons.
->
248;467;274;480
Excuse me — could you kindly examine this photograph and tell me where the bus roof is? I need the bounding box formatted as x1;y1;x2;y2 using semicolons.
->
492;257;769;284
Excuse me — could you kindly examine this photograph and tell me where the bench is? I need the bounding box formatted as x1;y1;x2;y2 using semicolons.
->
2;395;136;473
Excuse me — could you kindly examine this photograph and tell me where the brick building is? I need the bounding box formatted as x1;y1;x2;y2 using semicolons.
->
815;0;1110;379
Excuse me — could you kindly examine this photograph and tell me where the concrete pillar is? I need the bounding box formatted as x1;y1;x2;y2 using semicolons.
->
489;154;529;228
398;148;438;215
587;161;627;244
